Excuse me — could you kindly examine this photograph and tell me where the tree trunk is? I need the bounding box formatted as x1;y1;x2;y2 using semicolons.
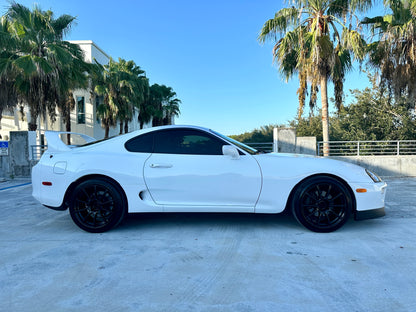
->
28;113;38;131
105;126;110;139
119;121;123;135
320;76;330;156
124;121;128;134
140;120;144;129
66;114;71;145
28;122;37;131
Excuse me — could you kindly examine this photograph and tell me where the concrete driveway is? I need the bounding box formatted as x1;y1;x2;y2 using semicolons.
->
1;178;415;312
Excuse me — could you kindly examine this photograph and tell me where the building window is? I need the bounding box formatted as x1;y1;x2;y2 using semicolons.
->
77;96;85;124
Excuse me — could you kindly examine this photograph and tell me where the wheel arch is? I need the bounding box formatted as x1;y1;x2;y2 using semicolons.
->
285;173;357;213
63;174;128;211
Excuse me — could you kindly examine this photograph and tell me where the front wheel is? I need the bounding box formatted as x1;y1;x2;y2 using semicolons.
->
69;179;126;233
291;176;353;233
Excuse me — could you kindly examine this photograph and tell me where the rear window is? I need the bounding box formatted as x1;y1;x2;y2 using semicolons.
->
124;133;154;153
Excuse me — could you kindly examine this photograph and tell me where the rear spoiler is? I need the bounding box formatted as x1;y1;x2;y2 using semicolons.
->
45;131;97;152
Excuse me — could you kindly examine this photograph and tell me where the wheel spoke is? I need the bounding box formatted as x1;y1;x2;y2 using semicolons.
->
75;206;89;213
326;184;332;198
304;191;319;202
75;199;88;205
99;199;114;206
81;188;91;200
306;210;318;218
330;192;343;201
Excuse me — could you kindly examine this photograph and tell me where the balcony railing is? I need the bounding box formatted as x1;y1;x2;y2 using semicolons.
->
31;145;48;161
317;140;416;156
245;142;274;153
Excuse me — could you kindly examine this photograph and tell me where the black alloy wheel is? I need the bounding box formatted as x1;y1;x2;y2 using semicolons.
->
292;176;353;233
69;179;126;233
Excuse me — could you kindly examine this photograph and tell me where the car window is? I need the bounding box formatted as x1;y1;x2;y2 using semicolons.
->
154;129;224;155
125;133;154;153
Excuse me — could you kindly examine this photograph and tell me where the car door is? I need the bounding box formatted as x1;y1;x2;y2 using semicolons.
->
143;128;262;212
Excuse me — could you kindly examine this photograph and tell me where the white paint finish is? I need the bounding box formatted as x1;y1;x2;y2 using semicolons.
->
53;162;67;175
253;152;382;213
144;153;261;210
32;125;387;219
350;181;387;211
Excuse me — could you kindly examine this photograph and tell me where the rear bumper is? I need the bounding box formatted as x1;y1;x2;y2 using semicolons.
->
355;207;386;221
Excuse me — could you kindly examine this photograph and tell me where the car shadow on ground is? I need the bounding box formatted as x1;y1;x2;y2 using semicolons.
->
117;210;385;234
121;210;300;231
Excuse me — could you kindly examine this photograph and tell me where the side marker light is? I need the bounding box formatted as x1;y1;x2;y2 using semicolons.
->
356;188;367;193
42;182;52;186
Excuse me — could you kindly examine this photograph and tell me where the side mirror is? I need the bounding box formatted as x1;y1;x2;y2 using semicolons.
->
222;145;240;159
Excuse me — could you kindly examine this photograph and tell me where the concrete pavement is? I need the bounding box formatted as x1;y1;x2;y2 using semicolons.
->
0;178;415;312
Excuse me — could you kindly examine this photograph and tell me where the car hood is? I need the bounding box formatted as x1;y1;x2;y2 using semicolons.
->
253;152;372;183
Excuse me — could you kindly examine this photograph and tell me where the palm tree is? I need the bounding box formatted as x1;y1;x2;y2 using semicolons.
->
56;48;91;144
149;84;165;127
138;86;157;129
92;60;120;138
363;0;416;110
148;84;181;127
115;59;148;134
1;3;88;131
0;16;19;127
258;0;368;155
0;76;18;129
92;58;147;138
163;97;181;125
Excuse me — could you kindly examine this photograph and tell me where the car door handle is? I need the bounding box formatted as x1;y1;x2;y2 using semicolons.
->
150;163;173;168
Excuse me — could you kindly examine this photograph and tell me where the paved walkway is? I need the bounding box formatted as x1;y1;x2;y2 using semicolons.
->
0;178;415;312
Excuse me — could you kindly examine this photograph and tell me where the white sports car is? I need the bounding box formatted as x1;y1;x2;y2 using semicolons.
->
32;125;387;233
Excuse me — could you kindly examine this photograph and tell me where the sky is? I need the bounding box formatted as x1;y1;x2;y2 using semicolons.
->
1;0;380;135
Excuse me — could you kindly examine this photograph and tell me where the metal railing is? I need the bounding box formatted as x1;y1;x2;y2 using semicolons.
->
317;140;416;156
245;142;274;153
31;145;48;161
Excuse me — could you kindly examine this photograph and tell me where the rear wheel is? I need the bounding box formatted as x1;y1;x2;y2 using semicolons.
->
69;179;126;233
291;176;352;233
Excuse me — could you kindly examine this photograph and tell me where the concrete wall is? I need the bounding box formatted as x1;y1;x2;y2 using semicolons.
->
0;155;10;178
9;131;32;177
296;136;317;155
332;155;416;177
274;128;297;153
271;128;416;177
273;128;317;155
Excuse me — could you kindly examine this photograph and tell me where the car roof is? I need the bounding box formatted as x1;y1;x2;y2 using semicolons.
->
77;125;214;150
125;125;212;138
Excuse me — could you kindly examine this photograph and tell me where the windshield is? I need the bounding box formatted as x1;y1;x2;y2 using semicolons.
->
210;130;258;155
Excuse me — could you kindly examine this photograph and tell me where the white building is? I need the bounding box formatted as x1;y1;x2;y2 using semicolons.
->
0;40;146;142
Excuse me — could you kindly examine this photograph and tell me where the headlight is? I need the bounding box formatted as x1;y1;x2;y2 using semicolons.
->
366;169;382;183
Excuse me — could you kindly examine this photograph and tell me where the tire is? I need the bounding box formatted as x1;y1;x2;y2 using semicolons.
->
69;178;126;233
291;176;353;233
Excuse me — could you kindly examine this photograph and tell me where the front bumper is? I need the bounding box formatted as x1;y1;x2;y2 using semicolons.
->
350;181;387;213
355;207;386;220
